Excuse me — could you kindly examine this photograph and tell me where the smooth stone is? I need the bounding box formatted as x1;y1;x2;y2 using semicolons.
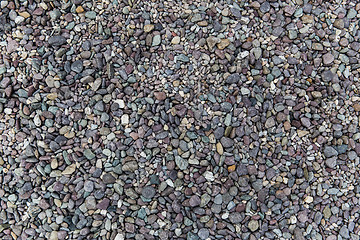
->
152;35;161;46
84;149;95;160
260;2;270;13
84;180;94;192
102;173;116;184
142;186;156;199
85;11;97;19
48;36;67;46
248;220;259;232
226;73;240;84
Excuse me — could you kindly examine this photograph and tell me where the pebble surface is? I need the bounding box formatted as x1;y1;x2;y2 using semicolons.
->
1;0;360;239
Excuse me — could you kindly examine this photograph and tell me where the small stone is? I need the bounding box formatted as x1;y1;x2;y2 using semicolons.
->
347;9;357;19
217;39;230;50
260;2;270;13
154;91;166;101
94;101;104;112
175;156;188;170
220;137;234;148
323;53;334;65
229;212;243;224
324;146;338;158
226;73;240;84
189;195;201;207
302;15;314;24
76;6;84;13
272;26;284;37
19;12;30;18
84;149;95;160
49;9;61;20
85;11;97;19
300;117;311;128
304;196;313;203
323;206;331;219
102;173;116;184
142;186;156;199
312;43;323;51
49;231;58;240
144;24;154;32
333;19;344;29
216;142;223;155
71;60;83;73
96;198;110;210
322;70;334;82
62;164;76;175
187;232;199;240
121;114;129;125
198;229;209;239
171;36;180;44
325;157;337;169
339;225;350;239
122;161;138;172
248;220;259;232
84;180;94;192
353;104;360;112
265;117;275;128
152;35;161;46
15;16;25;24
207;36;220;49
48;36;67;46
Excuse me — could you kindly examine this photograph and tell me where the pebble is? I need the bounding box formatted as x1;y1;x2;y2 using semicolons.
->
323;53;334;65
324;146;338;158
248;220;259;232
141;186;156;199
48;36;67;46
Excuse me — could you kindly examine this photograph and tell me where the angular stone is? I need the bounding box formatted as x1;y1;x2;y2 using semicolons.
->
102;173;116;184
189;195;201;207
175;156;188;170
226;73;240;84
324;146;338;158
206;36;220;49
325;157;337;169
265;117;275;128
323;53;334;65
229;212;243;223
122;161;138;172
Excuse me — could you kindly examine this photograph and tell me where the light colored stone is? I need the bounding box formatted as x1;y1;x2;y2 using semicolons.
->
217;39;230;50
121;114;129;125
171;36;180;44
144;24;154;32
62;164;76;175
216;142;223;155
304;196;313;203
248;220;259;232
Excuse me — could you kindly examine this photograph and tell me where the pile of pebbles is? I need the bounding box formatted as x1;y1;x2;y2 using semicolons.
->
1;0;360;239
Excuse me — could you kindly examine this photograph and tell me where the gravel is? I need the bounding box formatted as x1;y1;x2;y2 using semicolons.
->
0;0;360;239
